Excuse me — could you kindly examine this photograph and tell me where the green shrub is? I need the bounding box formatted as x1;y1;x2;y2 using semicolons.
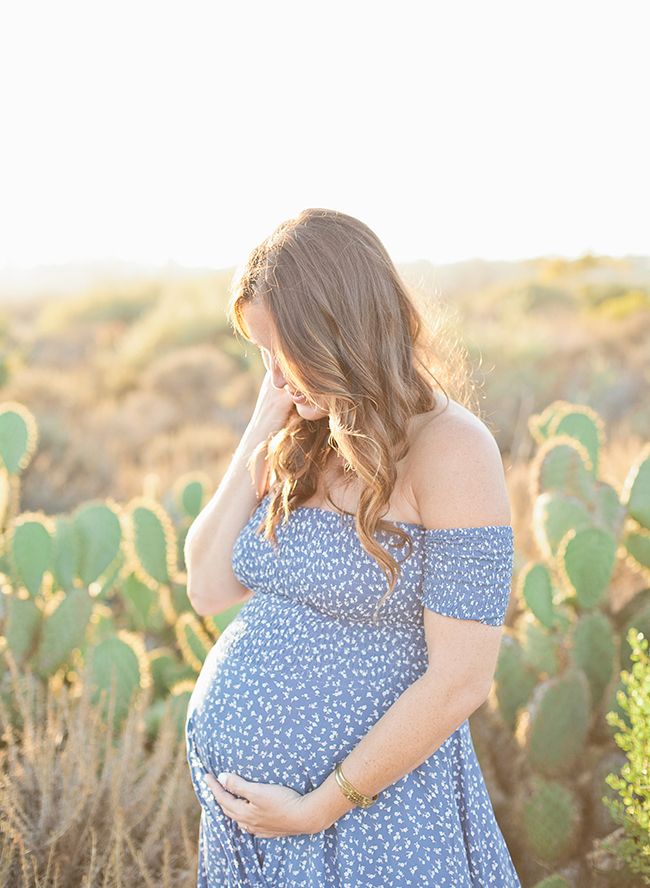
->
605;629;650;882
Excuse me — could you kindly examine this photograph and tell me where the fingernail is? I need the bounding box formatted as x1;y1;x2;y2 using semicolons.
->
217;772;229;786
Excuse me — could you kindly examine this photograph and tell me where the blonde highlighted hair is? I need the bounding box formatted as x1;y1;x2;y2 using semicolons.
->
230;208;470;608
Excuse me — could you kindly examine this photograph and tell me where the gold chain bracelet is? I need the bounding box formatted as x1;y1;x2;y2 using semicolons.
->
334;764;378;809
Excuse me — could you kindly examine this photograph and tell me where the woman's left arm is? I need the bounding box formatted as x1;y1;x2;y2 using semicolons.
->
207;407;512;836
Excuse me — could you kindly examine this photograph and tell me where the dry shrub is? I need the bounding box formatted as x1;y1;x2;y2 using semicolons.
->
0;656;200;888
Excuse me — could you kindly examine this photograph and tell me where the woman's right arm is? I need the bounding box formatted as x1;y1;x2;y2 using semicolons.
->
184;373;293;617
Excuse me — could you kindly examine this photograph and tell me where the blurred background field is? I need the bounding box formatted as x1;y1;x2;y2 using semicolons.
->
1;252;648;524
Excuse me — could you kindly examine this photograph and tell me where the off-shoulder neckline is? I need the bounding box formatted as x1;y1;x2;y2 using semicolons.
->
288;502;512;534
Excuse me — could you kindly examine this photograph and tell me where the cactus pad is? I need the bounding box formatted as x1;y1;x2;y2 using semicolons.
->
10;516;54;597
0;402;38;474
623;527;650;576
88;631;148;726
173;471;211;520
519;562;555;629
493;634;538;731
570;612;615;708
126;498;177;586
207;600;246;635
518;668;590;774
50;517;80;591
623;443;650;530
4;595;42;664
533;436;595;504
33;587;94;679
149;648;195;698
522;779;581;865
74;502;123;586
521;619;560;678
593;482;625;537
175;612;213;672
619;603;650;672
119;572;165;634
530;878;571;888
532;492;593;560
557;526;617;609
528;401;570;445
548;404;604;478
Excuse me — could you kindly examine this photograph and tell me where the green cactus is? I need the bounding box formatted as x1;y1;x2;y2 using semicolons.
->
533;436;595;505
126;498;177;587
518;668;591;774
521;618;561;678
623;527;650;575
10;515;54;597
493;634;538;731
175;612;213;672
593;482;626;537
32;587;94;680
557;526;617;610
623;444;650;530
519;562;556;629
149;647;195;698
88;631;149;727
50;516;80;591
206;600;246;635
118;571;166;634
571;612;615;708
3;595;42;664
547;404;603;478
530;878;571;888
528;401;570;445
74;501;123;586
173;472;211;521
522;779;581;865
532;491;594;564
0;402;38;475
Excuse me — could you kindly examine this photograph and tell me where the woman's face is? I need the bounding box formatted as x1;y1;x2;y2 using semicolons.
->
242;301;329;421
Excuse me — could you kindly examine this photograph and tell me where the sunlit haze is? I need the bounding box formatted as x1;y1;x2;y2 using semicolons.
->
1;0;648;272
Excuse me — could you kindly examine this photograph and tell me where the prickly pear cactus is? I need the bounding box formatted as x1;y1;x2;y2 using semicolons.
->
522;779;581;866
533;436;595;505
9;514;55;597
0;402;38;476
74;501;123;586
570;612;615;708
124;497;178;587
557;526;617;610
517;668;590;775
493;634;538;731
175;612;213;672
532;492;593;561
87;631;150;727
623;444;650;530
32;587;94;680
547;404;603;478
519;562;556;629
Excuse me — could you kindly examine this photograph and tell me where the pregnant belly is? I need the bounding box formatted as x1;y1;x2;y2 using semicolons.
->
186;592;427;793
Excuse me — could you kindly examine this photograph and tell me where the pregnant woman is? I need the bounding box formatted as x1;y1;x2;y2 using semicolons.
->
184;208;521;887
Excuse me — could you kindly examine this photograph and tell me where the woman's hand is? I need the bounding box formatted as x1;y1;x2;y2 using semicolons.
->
205;772;324;838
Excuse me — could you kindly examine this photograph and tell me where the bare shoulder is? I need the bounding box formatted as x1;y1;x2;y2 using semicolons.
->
404;399;511;529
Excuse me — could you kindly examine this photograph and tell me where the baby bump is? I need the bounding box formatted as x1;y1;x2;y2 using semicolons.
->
186;593;427;793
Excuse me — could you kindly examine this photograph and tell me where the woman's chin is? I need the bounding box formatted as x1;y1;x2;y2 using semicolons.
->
295;402;328;421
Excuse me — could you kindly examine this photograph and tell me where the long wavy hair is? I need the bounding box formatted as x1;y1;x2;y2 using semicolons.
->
230;208;470;610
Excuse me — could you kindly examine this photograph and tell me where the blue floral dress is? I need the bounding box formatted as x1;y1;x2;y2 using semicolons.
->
186;496;522;887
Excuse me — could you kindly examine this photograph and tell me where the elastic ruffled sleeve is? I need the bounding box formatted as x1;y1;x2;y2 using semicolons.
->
421;526;514;626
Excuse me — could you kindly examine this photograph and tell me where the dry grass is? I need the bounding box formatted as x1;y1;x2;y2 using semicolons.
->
0;655;200;888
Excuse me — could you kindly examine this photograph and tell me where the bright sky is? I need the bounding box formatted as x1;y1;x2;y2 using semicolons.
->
0;0;648;271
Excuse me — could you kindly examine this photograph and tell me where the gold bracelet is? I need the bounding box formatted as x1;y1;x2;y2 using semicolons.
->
334;763;378;809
